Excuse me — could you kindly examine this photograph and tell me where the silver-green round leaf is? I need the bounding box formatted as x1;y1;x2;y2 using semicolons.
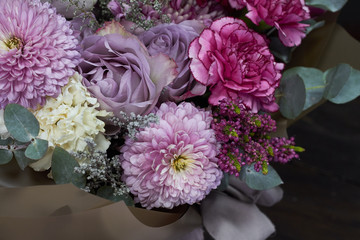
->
239;163;283;191
4;104;40;142
25;138;48;160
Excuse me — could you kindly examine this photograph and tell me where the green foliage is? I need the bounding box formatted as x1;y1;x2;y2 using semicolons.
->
279;74;306;119
1;104;49;169
239;163;283;190
284;67;325;111
304;19;325;35
13;150;36;170
51;146;86;188
329;68;360;104
279;64;360;119
323;63;352;99
269;37;294;63
25;138;49;160
216;173;230;192
97;186;134;206
305;0;347;12
0;149;13;164
4;104;39;142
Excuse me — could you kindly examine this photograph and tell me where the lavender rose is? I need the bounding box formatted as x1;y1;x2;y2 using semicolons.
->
139;21;207;102
78;22;178;117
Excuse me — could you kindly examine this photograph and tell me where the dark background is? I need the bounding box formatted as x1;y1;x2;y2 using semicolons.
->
263;1;360;239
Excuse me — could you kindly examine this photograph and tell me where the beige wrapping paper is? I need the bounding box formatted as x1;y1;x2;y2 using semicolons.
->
0;184;201;240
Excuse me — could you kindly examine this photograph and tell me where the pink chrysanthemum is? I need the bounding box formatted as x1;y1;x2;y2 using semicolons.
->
120;102;223;209
0;0;81;109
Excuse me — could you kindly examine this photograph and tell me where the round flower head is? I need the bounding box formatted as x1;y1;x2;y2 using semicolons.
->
189;17;284;113
139;21;207;102
30;73;111;171
0;0;81;109
79;21;177;118
120;102;223;209
244;0;310;46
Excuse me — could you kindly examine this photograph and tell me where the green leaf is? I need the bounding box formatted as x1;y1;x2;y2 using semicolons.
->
216;173;229;192
4;104;39;142
52;146;86;188
279;74;306;119
323;63;352;99
239;163;283;190
304;19;325;35
305;0;347;12
328;68;360;104
13;150;35;170
269;37;294;63
25;138;48;160
284;67;325;110
97;186;134;206
0;138;12;146
0;149;13;165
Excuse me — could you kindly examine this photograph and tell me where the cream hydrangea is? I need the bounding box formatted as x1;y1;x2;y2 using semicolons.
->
30;72;112;171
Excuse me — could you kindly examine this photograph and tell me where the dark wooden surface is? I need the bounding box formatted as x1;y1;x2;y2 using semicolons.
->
262;98;360;239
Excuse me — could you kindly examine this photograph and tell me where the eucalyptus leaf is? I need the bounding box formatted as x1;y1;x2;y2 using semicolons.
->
239;163;283;190
216;173;229;192
52;146;86;188
4;104;39;142
323;63;351;99
13;150;35;170
305;0;347;12
304;19;325;35
25;138;48;160
279;74;306;119
0;138;13;146
283;67;325;110
97;186;134;206
0;149;13;165
269;37;294;63
328;68;360;104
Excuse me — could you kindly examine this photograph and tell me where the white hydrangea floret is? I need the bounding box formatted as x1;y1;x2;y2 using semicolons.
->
30;72;112;171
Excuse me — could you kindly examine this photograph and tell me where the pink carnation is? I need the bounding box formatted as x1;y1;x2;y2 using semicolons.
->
189;17;283;113
0;0;81;109
245;0;310;46
120;102;222;209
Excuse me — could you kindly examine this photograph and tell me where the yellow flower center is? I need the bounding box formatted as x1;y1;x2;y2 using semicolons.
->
7;36;22;49
172;155;193;172
1;36;22;51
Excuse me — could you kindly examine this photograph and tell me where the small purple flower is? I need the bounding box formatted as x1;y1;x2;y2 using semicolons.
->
78;22;178;117
120;102;223;209
139;21;207;102
0;0;81;109
212;99;300;176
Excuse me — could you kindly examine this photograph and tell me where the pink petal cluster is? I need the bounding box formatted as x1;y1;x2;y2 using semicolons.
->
244;0;310;46
0;0;81;109
189;17;284;113
120;102;223;209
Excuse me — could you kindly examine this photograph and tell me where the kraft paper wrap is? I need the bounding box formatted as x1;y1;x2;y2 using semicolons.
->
1;13;360;240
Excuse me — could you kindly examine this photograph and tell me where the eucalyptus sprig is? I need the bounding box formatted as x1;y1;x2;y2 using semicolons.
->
0;104;48;170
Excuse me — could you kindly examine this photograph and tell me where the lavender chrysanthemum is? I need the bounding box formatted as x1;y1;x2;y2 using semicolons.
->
0;0;81;109
120;102;223;209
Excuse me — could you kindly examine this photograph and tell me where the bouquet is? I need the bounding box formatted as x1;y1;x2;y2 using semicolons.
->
0;0;359;239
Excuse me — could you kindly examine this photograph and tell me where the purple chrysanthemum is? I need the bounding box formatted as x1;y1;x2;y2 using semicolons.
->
0;0;81;109
120;102;223;209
